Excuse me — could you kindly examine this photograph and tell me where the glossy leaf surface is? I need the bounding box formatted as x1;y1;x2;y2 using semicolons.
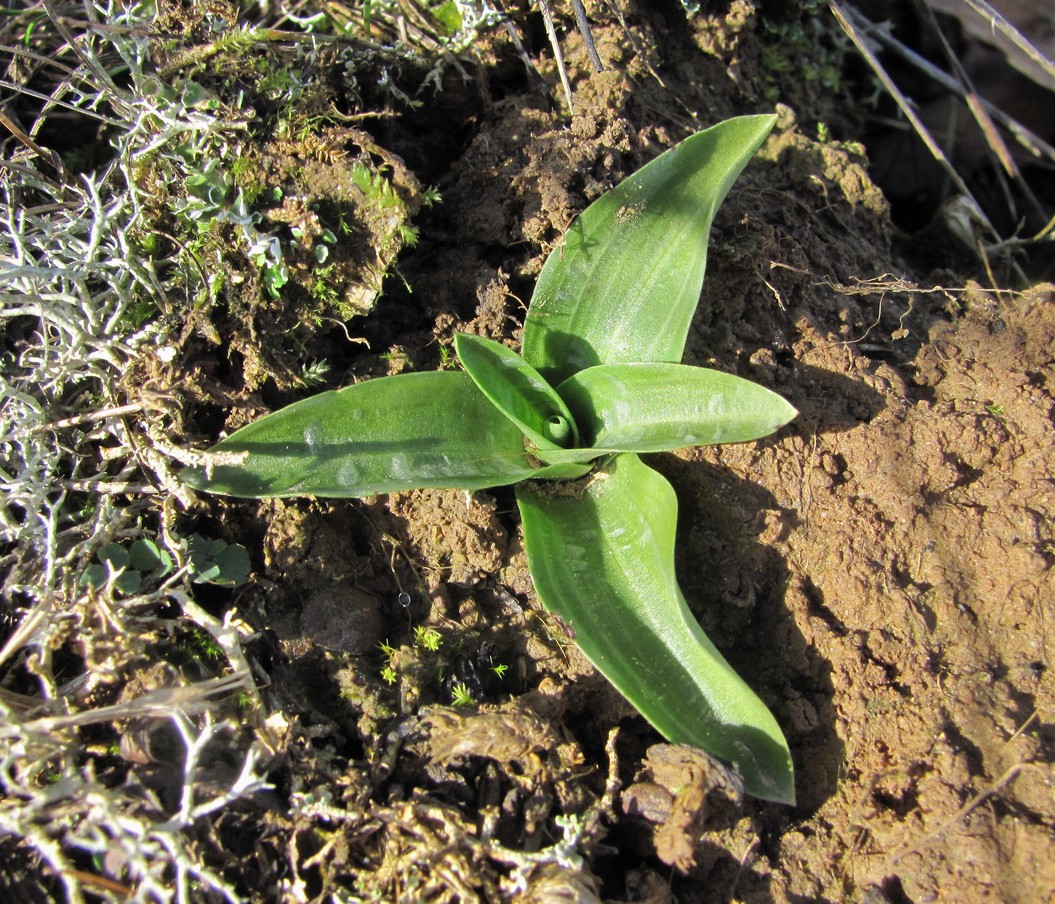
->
182;371;590;498
517;453;795;803
558;363;799;452
522;114;777;385
454;333;580;452
182;115;797;803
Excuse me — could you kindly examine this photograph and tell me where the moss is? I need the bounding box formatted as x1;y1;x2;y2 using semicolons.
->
122;24;427;391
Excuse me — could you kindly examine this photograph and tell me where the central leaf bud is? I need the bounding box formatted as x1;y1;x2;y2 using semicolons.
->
543;415;571;446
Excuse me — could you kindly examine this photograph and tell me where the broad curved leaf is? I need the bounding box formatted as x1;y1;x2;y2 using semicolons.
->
522;115;777;385
516;453;795;804
182;371;589;498
454;333;580;451
558;363;798;452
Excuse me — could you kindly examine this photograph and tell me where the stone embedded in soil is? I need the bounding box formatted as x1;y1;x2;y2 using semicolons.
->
298;581;384;655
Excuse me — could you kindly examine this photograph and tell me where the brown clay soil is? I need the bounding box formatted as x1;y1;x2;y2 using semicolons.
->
156;3;1055;902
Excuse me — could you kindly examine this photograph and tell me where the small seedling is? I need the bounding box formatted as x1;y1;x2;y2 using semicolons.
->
413;626;443;651
186;535;251;586
450;682;474;707
378;639;400;684
184;116;796;802
174;626;227;668
80;538;174;595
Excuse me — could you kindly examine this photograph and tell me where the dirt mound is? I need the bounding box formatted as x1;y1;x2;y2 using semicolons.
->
224;6;1055;901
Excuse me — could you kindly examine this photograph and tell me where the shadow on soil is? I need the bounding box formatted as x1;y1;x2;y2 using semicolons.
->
631;363;883;900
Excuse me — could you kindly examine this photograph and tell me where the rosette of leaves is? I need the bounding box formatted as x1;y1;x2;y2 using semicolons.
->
184;115;797;803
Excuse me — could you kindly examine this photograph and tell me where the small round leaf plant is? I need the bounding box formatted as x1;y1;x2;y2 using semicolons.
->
184;115;798;804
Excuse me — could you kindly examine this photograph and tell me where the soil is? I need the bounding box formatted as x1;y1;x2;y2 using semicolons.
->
120;2;1055;901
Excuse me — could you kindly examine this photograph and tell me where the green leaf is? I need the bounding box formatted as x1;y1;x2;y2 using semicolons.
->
431;0;463;35
79;563;108;590
98;542;129;571
516;453;794;804
454;333;580;451
129;538;173;577
558;363;798;452
186;536;251;586
182;371;588;498
522;115;776;385
115;571;142;595
207;543;251;587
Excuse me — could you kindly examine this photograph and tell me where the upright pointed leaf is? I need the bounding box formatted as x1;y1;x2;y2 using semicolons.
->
558;363;798;452
516;453;795;804
522;115;776;385
182;371;589;498
454;333;580;451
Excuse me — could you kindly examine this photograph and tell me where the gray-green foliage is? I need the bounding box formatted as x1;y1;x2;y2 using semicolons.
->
80;539;174;595
184;115;797;803
186;536;251;586
0;5;270;899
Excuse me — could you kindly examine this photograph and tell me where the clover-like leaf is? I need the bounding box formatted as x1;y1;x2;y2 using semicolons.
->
187;536;251;586
128;538;173;577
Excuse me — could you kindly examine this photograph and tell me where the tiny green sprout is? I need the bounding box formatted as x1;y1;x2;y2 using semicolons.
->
399;224;420;248
378;640;397;662
413;626;443;651
19;11;45;46
490;661;509;680
381;666;398;685
175;626;226;666
422;185;443;207
985;402;1005;417
183;116;797;803
450;682;474;707
261;261;290;299
300;359;332;386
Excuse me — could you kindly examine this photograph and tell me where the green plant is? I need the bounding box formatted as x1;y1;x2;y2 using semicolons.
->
183;115;796;803
186;535;251;587
173;626;228;668
450;682;474;707
414;626;443;651
80;539;174;595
